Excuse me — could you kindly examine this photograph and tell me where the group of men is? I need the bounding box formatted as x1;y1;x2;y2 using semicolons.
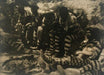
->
13;5;104;74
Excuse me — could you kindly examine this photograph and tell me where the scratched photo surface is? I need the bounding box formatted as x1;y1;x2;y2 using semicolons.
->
0;0;104;75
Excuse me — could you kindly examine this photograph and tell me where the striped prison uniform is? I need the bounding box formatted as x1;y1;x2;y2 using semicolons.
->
64;26;85;56
48;24;65;57
80;60;102;75
4;38;24;51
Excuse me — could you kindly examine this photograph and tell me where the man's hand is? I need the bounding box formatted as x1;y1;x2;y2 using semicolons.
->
76;47;93;58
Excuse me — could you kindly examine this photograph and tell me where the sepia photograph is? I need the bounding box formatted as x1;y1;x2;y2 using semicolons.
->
0;0;104;75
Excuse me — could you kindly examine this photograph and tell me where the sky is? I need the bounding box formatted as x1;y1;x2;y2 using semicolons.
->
37;0;102;20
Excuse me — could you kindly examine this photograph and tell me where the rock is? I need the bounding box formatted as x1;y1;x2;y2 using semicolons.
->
65;68;80;75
